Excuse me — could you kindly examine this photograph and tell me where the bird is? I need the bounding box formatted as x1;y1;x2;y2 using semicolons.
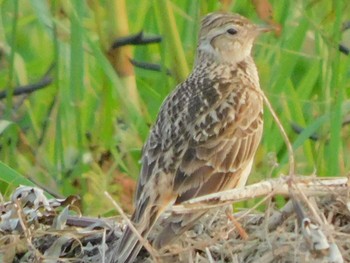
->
115;11;269;263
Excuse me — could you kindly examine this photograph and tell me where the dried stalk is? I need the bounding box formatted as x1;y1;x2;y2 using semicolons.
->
172;177;348;213
104;192;160;262
259;89;296;176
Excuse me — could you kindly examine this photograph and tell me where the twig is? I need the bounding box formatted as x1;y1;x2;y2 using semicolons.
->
14;199;42;261
102;228;106;263
339;44;349;55
291;122;320;141
0;63;54;100
15;199;32;245
104;192;160;263
290;185;344;260
235;188;277;223
205;247;214;263
328;242;344;263
111;31;162;49
263;195;273;250
259;89;295;176
225;209;249;240
130;59;172;75
65;215;113;228
339;21;350;55
291;185;324;225
172;177;348;213
267;200;295;231
291;115;350;142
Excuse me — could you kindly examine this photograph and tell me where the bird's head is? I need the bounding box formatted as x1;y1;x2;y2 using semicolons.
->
197;12;270;64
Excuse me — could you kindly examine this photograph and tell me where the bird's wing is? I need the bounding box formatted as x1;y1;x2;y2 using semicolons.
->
133;71;228;206
173;83;263;202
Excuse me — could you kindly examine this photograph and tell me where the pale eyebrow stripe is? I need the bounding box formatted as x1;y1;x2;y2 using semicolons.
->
202;15;243;30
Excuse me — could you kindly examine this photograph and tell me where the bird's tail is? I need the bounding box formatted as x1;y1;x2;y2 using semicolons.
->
114;226;146;263
114;206;159;263
152;211;206;250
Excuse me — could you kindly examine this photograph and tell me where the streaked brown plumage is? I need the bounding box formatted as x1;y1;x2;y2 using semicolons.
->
115;12;268;263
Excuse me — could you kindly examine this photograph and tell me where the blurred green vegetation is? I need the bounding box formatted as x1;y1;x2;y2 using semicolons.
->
0;0;349;215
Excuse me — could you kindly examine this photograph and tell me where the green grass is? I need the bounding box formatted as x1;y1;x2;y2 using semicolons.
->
0;0;349;215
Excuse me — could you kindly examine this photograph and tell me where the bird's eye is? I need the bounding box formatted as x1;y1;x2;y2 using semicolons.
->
227;28;237;35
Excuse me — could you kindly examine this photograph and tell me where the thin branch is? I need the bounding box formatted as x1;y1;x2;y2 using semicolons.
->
291;115;350;141
129;58;172;75
171;177;348;213
267;200;295;231
339;44;349;55
104;192;160;263
289;188;341;259
291;122;320;141
65;216;113;229
225;209;249;240
339;20;350;55
111;31;162;49
14;199;42;260
0;64;54;100
259;89;296;176
205;247;214;263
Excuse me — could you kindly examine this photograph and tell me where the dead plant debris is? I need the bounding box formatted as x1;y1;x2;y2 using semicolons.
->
0;177;349;263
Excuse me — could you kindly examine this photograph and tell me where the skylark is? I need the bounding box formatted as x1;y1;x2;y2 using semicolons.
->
115;11;269;263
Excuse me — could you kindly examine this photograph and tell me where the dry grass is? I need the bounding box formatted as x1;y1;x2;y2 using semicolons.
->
1;177;349;263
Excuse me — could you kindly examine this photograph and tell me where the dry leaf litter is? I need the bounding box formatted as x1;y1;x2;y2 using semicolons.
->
0;178;349;263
